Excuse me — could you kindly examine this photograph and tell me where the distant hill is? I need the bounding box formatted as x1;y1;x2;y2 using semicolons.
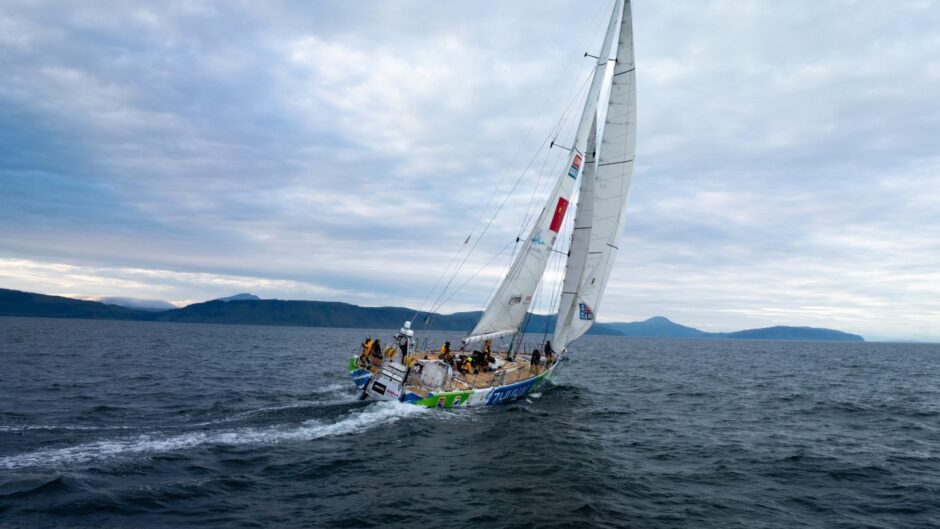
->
603;316;709;338
0;289;147;320
719;326;864;342
151;299;478;331
0;288;865;342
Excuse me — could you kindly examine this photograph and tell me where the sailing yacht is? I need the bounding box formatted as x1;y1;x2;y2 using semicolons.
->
347;0;637;408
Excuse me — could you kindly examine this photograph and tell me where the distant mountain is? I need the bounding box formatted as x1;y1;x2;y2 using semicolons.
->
602;316;709;338
0;288;865;342
96;296;177;311
215;293;261;302
0;289;147;320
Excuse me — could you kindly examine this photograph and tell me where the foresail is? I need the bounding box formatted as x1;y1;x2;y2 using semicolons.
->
553;117;597;348
557;0;637;348
466;0;624;343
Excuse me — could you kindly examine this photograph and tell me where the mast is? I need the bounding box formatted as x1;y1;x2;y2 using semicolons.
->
554;0;637;349
465;0;624;344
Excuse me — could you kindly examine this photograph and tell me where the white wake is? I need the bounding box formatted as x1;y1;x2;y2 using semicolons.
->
0;401;425;471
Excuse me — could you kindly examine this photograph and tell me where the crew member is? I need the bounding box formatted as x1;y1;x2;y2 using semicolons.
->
440;341;452;363
462;356;474;375
483;350;495;372
544;340;555;365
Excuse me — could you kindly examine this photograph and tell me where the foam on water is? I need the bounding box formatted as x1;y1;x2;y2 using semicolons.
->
0;401;425;470
0;425;137;432
187;393;362;428
315;382;351;394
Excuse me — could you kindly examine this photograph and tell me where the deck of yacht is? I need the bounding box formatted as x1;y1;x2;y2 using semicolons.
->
415;350;548;396
358;350;550;397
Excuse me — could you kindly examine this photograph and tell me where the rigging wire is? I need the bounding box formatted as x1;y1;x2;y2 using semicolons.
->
435;238;516;314
419;0;615;329
424;85;584;322
458;84;584;323
515;72;592;240
417;3;610;320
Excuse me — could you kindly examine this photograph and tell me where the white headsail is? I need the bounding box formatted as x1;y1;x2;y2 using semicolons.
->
553;117;598;348
554;0;637;348
466;0;625;343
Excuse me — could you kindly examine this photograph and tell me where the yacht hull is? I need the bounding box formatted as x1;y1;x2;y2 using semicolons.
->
347;355;560;408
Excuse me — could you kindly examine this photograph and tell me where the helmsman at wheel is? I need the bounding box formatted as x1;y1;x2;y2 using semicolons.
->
395;320;415;362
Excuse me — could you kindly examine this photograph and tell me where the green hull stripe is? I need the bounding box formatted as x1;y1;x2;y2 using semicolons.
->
414;390;474;408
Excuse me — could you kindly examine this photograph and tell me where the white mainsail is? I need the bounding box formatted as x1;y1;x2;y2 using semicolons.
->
466;0;625;343
554;0;637;348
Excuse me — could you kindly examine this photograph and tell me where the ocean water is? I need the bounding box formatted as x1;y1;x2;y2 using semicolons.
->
1;317;938;528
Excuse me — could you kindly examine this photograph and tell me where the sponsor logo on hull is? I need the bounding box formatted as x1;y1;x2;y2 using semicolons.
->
485;376;541;405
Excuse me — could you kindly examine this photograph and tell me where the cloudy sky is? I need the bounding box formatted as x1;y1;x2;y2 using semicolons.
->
1;0;938;341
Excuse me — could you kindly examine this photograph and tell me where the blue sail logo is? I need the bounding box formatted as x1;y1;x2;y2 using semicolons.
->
578;303;594;320
530;229;546;246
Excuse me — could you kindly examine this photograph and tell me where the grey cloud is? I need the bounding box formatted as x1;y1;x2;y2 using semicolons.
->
1;1;938;340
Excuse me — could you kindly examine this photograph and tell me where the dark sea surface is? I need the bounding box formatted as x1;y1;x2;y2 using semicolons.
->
1;316;939;528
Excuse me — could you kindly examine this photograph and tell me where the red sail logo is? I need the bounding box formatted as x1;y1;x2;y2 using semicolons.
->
549;197;569;233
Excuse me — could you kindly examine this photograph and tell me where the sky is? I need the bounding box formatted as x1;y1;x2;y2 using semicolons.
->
1;0;938;342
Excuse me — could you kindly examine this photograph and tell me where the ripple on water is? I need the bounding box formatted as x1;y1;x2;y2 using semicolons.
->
1;319;940;528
